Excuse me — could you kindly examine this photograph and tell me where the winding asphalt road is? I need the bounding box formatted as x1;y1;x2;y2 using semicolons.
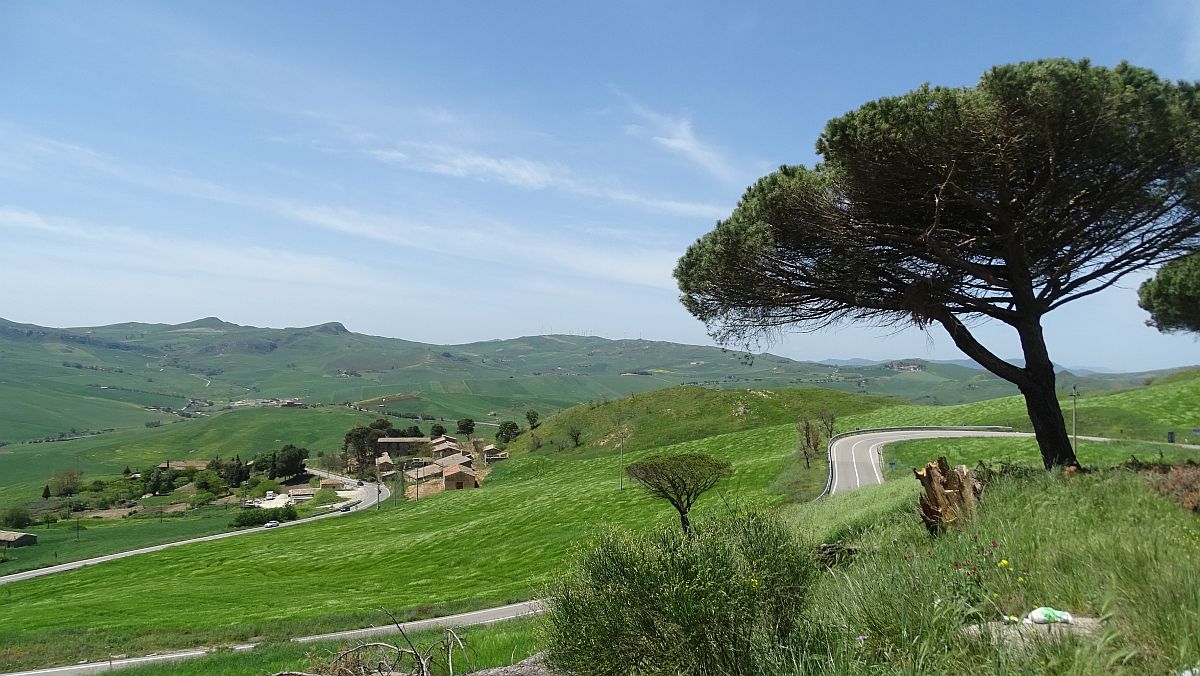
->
0;469;389;587
826;428;1030;494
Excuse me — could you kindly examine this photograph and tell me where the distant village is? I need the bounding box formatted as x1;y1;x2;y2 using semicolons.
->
358;434;509;497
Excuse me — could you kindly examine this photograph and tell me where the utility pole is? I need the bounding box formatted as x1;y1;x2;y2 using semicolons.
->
618;423;629;490
1070;385;1081;453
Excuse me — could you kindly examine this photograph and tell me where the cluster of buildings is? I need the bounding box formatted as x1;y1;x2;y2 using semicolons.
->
370;434;508;491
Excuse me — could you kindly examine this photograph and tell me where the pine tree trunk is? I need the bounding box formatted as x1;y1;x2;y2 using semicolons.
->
939;313;1079;470
1016;321;1078;470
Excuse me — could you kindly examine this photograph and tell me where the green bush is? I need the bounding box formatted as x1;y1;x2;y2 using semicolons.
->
188;491;216;508
230;504;297;528
544;511;815;676
1;506;33;529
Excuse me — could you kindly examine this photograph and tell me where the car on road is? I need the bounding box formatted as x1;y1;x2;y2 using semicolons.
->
264;520;281;528
339;505;351;512
356;480;364;486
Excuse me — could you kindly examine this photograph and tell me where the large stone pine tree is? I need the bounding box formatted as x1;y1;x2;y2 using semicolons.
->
675;60;1200;469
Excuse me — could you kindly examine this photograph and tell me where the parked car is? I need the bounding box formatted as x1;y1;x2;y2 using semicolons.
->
264;520;281;528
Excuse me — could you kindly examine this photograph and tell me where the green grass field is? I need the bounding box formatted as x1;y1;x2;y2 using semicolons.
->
0;506;244;576
882;437;1200;479
840;368;1200;443
0;422;816;670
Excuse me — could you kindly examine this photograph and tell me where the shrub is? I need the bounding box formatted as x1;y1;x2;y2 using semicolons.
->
1;506;33;529
230;504;298;528
1154;462;1200;511
544;511;815;676
188;491;216;508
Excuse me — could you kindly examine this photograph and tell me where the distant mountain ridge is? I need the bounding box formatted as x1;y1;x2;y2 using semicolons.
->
0;316;1190;445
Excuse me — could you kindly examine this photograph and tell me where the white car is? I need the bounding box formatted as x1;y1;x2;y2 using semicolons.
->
264;520;281;528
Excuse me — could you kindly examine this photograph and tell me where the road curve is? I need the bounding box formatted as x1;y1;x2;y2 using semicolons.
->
2;601;545;676
0;470;389;587
826;428;1033;495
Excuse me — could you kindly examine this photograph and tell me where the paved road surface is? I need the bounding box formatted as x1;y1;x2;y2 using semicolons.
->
3;601;545;676
827;428;1030;494
0;470;388;587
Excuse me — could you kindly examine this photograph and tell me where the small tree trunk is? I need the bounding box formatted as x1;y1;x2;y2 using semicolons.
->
914;457;982;534
679;510;691;535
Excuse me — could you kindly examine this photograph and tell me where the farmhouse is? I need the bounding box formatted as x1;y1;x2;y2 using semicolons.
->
433;452;472;469
319;478;343;490
481;444;509;462
0;530;37;548
431;441;462;459
442;465;477;490
431;434;458;444
404;464;444;481
375;452;396;472
156;460;210;471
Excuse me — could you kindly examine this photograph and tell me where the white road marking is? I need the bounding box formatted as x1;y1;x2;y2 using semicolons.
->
869;441;885;484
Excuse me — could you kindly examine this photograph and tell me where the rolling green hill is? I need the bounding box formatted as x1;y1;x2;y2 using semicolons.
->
2;364;1197;670
505;385;900;458
3;316;1181;449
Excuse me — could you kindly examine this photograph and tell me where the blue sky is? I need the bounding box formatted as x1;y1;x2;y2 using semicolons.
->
1;1;1197;371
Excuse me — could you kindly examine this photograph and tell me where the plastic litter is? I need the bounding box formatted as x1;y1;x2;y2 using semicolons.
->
1023;607;1074;625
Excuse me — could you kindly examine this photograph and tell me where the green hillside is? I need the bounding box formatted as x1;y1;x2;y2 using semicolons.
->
2;366;1198;670
506;385;900;457
4;316;1179;447
0;423;805;670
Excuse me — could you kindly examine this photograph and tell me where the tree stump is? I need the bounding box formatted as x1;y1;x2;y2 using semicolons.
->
914;456;982;534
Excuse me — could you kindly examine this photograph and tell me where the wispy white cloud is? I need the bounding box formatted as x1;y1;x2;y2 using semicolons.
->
615;89;741;184
364;140;726;219
0;125;681;290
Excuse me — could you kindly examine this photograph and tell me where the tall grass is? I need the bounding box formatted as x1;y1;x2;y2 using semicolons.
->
791;470;1200;674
